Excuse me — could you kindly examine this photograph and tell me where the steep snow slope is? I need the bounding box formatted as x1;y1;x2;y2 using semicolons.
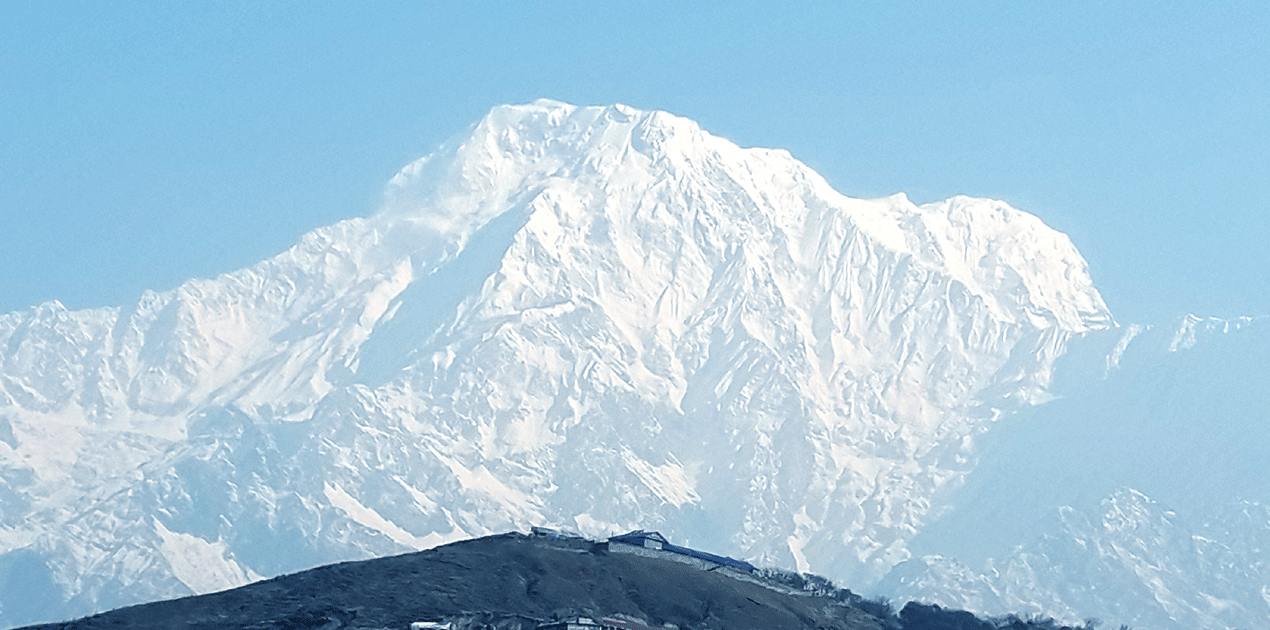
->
0;100;1112;625
879;315;1270;629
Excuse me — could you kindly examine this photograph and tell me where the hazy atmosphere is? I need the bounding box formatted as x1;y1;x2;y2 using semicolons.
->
4;4;1270;630
3;1;1267;323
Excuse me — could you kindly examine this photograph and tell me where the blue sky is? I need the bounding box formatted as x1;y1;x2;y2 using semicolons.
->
2;1;1267;323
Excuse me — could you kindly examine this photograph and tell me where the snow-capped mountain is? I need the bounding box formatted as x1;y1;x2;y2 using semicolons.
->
883;489;1270;630
878;314;1270;629
0;100;1256;629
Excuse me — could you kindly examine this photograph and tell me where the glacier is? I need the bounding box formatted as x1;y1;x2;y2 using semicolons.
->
0;100;1260;629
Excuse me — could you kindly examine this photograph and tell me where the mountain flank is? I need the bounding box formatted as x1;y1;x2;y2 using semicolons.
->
8;100;1255;627
0;100;1113;625
20;531;1088;630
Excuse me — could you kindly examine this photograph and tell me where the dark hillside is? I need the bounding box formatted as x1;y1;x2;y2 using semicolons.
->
20;533;1084;630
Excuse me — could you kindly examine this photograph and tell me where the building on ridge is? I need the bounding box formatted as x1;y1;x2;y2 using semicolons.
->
535;616;663;630
608;530;668;550
604;530;756;573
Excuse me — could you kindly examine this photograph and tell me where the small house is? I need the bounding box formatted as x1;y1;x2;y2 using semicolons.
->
409;622;451;630
608;530;668;550
606;530;756;573
535;617;609;630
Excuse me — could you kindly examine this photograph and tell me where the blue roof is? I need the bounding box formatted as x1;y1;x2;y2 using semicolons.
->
608;530;755;572
663;542;756;572
610;530;668;544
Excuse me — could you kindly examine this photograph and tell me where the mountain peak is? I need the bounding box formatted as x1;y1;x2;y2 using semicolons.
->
1;101;1117;626
375;101;1108;334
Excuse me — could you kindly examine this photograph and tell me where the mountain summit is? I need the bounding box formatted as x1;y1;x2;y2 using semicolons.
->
2;101;1116;625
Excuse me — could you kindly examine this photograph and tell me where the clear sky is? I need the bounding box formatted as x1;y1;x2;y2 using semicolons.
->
2;1;1267;324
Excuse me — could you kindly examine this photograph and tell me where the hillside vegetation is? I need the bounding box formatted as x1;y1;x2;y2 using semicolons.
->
22;533;1095;630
